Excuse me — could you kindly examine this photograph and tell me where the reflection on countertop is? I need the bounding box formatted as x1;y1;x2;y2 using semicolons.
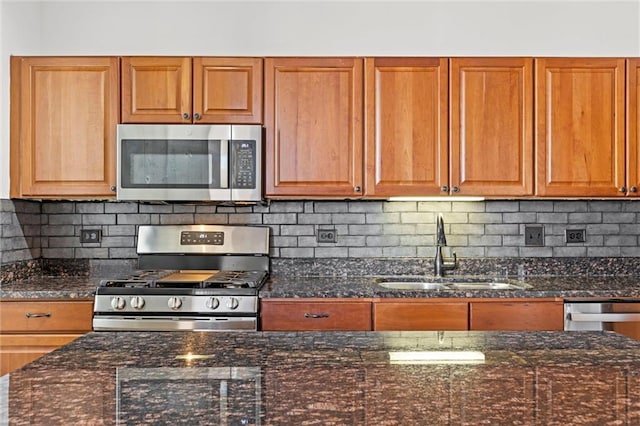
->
4;330;640;425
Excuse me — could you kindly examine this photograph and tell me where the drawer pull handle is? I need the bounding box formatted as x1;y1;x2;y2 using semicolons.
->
25;312;52;318
304;313;329;319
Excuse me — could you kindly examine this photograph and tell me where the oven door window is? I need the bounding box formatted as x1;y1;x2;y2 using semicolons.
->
121;139;226;189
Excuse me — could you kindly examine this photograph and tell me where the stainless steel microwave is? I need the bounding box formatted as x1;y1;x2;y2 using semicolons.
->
117;124;262;202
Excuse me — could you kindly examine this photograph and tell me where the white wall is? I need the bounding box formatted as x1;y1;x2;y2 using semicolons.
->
2;0;639;197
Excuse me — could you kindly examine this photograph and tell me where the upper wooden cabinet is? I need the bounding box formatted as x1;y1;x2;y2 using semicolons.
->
626;59;640;196
121;56;263;124
450;57;534;196
535;58;626;197
10;56;119;198
365;57;533;198
265;57;364;197
364;57;448;197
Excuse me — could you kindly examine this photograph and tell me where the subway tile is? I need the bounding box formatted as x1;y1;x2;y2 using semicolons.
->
554;201;588;212
588;200;622;212
484;224;519;235
268;201;304;213
314;202;349;213
537;213;569;224
105;202;139;214
42;202;75;214
159;214;196;225
568;212;602;224
553;247;588;257
228;214;264;224
76;203;105;214
331;213;366;225
117;214;151;225
382;224;418;235
82;214;116;225
297;213;332;224
280;247;314;258
348;224;383;235
604;235;638;246
366;235;400;247
315;247;349;258
468;235;502;246
193;214;229;224
485;201;519;212
468;213;503;224
348;247;383;257
486;247;519;257
139;204;173;214
452;202;485;212
385;202;418;212
365;213;401;224
349;201;383;213
518;200;554;212
416;201;451;212
587;247;621;257
382;246;417;257
262;213;297;225
281;225;315;236
48;214;82;225
603;213;636;223
503;212;537;223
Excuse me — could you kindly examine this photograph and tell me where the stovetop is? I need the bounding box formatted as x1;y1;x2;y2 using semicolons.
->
97;270;268;295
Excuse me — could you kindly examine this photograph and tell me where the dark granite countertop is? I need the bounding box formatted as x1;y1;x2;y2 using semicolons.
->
4;274;640;300
4;330;640;425
261;274;640;299
0;276;100;299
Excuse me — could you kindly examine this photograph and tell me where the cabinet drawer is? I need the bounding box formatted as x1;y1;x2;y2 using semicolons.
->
261;300;372;331
373;302;468;331
0;301;94;332
470;301;564;331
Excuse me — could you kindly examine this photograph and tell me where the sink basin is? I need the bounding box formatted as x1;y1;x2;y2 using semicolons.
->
376;277;531;291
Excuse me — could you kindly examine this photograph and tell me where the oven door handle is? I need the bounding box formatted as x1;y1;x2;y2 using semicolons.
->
568;312;640;322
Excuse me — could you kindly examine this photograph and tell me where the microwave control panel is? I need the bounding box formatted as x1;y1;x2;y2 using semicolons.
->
231;140;257;189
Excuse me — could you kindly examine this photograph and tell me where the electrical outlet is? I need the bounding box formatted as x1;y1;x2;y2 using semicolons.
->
317;227;337;243
80;229;102;244
566;229;586;243
524;225;544;247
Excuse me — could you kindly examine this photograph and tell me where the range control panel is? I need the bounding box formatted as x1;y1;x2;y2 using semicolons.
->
180;231;224;245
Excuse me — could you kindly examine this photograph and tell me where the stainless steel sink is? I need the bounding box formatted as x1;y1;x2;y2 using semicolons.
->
376;277;531;291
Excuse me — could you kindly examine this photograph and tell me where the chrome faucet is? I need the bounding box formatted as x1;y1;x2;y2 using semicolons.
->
434;214;458;277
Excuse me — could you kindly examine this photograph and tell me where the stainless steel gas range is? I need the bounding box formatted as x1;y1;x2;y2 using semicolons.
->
92;225;270;332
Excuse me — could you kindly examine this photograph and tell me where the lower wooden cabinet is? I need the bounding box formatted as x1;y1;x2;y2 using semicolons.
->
373;300;468;331
0;299;94;375
469;300;564;331
260;299;372;331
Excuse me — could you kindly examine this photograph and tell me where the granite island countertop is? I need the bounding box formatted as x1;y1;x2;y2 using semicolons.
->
4;274;640;300
3;330;640;425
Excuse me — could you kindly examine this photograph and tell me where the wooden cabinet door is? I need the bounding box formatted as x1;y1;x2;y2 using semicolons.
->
193;57;262;124
261;299;371;331
469;300;564;331
450;57;534;196
265;57;364;197
535;58;626;196
0;300;94;332
121;56;192;123
626;59;640;196
0;334;82;376
10;56;119;198
373;300;468;331
364;57;448;197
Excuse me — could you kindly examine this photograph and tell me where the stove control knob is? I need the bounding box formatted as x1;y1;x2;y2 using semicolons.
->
130;296;145;310
227;297;240;310
111;297;126;310
206;297;220;310
168;296;182;310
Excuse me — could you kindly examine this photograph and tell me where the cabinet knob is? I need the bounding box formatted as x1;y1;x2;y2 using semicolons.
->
182;113;190;119
193;113;201;120
110;185;116;192
631;186;638;193
452;186;460;193
620;186;627;193
354;186;361;193
441;186;449;192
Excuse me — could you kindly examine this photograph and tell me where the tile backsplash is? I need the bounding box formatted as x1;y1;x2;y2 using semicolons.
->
3;198;640;267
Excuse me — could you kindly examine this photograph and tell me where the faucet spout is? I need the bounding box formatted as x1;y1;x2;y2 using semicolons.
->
434;214;458;277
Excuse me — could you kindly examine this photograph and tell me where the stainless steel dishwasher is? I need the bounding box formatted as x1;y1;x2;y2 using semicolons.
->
564;299;640;340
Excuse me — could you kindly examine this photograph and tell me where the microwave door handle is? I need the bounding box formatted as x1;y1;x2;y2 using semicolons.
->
220;140;229;188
